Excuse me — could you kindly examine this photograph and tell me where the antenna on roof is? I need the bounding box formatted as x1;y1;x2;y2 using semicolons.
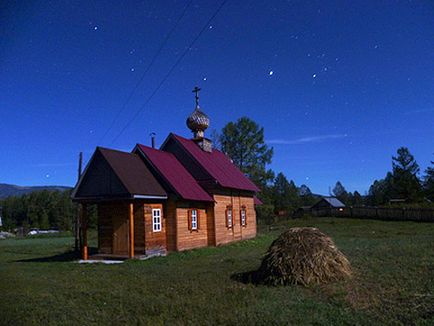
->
150;132;156;148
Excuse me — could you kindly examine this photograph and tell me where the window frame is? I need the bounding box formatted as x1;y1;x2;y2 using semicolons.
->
191;209;198;231
240;206;247;227
226;205;233;228
152;208;161;232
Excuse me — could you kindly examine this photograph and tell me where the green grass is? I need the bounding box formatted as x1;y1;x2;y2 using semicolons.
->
1;218;433;325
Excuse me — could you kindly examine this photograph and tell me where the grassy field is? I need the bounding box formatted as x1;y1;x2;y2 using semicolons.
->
1;218;433;325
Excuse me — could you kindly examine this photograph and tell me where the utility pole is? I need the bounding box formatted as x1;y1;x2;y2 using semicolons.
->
75;152;83;252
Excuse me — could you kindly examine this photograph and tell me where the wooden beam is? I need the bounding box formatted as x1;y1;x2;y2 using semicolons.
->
129;202;134;259
81;203;88;260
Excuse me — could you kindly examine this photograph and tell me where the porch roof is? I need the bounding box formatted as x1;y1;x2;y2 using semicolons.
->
72;147;167;200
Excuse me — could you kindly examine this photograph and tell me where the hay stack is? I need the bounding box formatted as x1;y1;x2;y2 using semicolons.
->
256;227;351;286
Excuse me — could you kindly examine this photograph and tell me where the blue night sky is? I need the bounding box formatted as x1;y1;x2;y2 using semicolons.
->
1;0;433;195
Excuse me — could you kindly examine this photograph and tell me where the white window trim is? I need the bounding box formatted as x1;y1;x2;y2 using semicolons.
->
241;207;247;226
227;207;233;228
152;208;161;232
191;209;198;230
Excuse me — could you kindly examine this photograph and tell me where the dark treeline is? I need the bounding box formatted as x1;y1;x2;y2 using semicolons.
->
1;119;433;230
215;118;434;223
1;190;98;231
1;190;77;231
332;147;434;207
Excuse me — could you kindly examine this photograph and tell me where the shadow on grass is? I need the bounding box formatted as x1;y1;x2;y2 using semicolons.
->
231;270;261;285
14;248;97;263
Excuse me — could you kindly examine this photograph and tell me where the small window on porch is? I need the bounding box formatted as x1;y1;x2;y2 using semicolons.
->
152;209;161;232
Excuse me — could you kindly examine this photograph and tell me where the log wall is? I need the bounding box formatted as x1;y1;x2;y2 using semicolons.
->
97;203;115;254
143;203;166;253
213;193;256;246
165;199;178;251
98;202;130;254
96;195;257;255
134;204;145;254
175;205;209;251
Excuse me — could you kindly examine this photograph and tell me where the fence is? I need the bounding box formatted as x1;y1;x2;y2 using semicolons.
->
311;206;434;222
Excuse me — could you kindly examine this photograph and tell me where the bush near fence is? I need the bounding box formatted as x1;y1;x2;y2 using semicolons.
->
311;206;434;222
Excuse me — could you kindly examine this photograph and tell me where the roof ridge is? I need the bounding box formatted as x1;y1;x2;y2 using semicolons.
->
135;143;213;202
168;133;259;192
136;143;178;158
98;146;139;156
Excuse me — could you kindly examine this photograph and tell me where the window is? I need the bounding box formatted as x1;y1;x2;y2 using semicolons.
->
152;209;161;232
188;209;199;231
191;209;198;230
226;206;233;228
240;206;247;226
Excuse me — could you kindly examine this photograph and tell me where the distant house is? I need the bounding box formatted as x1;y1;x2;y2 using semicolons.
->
312;197;345;210
72;89;260;260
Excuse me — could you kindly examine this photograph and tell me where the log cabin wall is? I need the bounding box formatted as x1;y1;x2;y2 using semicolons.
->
238;195;256;241
97;202;130;255
143;203;166;253
96;196;255;255
175;202;209;251
165;199;178;251
98;201;164;256
213;192;256;246
133;203;145;254
98;203;115;254
206;204;216;246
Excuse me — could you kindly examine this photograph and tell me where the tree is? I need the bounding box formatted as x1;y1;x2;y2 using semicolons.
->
391;147;423;202
219;117;274;191
333;181;349;204
368;172;394;206
0;189;83;231
209;129;222;150
352;191;364;206
272;173;300;213
298;184;316;206
423;159;434;201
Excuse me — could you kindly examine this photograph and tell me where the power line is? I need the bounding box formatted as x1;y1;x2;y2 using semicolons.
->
110;0;228;145
98;0;194;144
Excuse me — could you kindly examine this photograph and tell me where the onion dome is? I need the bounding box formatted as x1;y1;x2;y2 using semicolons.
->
186;107;209;135
187;86;209;138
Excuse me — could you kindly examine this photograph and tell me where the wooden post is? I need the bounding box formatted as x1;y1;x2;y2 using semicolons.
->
75;152;83;252
129;203;134;259
81;203;88;260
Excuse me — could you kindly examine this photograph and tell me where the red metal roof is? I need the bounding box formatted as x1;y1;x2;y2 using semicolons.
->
136;144;214;202
169;134;260;192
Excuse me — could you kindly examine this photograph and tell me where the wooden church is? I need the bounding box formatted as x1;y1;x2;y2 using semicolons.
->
72;88;261;260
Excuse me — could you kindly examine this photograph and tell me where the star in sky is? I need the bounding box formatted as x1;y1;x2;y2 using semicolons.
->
1;0;432;194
